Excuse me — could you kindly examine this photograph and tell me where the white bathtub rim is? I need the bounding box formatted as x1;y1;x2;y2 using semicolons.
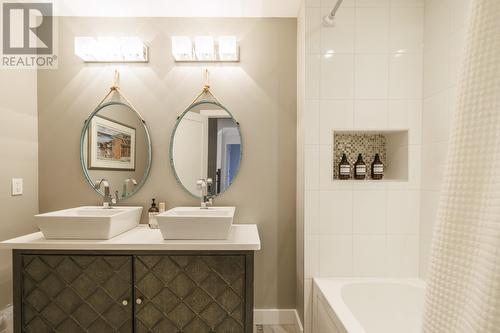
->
313;278;425;333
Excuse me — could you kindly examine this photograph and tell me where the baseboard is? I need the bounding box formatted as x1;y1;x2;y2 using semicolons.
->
254;309;304;333
0;305;304;333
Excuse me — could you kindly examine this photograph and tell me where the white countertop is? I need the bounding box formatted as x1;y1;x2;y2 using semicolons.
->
0;224;261;251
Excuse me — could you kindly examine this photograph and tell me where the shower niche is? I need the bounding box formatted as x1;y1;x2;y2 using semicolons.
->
333;130;409;181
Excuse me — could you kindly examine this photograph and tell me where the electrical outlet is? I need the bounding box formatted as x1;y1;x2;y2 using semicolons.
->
12;178;23;196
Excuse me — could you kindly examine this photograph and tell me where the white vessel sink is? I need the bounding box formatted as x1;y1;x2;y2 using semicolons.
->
35;206;142;240
157;207;235;240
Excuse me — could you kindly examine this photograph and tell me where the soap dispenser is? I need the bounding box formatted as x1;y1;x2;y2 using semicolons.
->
371;153;384;180
148;199;160;229
354;154;366;180
338;153;351;180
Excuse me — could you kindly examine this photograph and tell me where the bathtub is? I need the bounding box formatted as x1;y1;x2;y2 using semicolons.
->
312;278;425;333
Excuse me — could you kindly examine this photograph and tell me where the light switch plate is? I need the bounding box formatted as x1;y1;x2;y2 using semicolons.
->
12;178;23;196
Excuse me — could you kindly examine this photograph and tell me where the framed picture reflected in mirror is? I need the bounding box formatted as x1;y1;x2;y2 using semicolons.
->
87;115;136;171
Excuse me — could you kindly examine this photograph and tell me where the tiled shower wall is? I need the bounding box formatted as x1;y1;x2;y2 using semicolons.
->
300;0;423;331
420;0;472;278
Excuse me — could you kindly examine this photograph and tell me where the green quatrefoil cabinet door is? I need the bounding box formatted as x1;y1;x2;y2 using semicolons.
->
134;255;246;333
20;255;133;333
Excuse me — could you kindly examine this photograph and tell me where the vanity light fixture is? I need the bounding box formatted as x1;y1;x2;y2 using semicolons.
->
171;36;194;61
171;36;239;62
218;36;238;61
195;36;215;61
74;36;148;62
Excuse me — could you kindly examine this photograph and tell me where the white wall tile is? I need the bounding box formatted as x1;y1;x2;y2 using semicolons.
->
305;190;320;234
407;144;422;190
423;44;449;97
353;190;387;234
305;99;320;144
320;190;353;234
304;278;313;331
321;0;356;7
321;53;355;99
357;0;390;7
354;100;388;129
319;235;353;276
387;235;419;276
306;7;322;53
320;100;354;144
390;0;424;7
450;0;472;33
388;100;422;144
306;54;321;99
321;7;355;54
389;53;423;99
305;145;320;190
302;0;426;291
355;8;390;53
424;0;451;49
353;235;387;276
422;92;450;144
305;234;320;278
419;190;440;277
387;190;419;234
354;54;389;99
306;0;321;8
447;29;467;87
389;7;423;53
351;180;388;191
421;141;448;191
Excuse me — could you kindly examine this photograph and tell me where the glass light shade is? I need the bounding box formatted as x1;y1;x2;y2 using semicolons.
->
74;36;147;62
195;36;215;61
74;37;98;61
96;37;120;61
120;37;147;61
218;36;238;61
171;36;193;61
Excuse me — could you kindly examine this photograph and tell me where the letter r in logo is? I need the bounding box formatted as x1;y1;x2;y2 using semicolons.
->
2;2;53;54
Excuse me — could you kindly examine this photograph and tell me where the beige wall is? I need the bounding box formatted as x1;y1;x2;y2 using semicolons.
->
0;70;38;309
37;17;297;309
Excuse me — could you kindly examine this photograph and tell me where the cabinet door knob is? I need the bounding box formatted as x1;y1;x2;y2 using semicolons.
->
136;298;143;305
122;300;129;306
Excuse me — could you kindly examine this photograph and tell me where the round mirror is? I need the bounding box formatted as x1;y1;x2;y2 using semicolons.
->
80;101;152;199
170;101;242;198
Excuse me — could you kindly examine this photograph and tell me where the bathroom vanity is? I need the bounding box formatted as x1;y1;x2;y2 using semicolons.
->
1;225;260;333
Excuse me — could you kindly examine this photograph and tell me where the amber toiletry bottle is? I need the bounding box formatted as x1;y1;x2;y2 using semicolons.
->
354;154;366;180
148;199;160;229
371;153;384;180
339;153;351;180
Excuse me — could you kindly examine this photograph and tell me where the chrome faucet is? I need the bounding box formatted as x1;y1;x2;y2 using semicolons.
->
94;178;118;208
196;178;213;209
122;178;138;198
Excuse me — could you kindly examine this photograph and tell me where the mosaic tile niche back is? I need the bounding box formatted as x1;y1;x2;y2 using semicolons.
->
333;133;387;180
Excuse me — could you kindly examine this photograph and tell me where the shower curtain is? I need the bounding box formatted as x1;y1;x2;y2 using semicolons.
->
422;0;500;332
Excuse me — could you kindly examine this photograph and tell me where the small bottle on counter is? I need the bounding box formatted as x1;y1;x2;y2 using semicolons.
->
354;154;366;180
338;153;351;180
148;199;160;229
371;153;384;180
159;202;166;214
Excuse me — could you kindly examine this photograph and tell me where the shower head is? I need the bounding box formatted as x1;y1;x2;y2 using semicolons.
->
323;0;344;27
